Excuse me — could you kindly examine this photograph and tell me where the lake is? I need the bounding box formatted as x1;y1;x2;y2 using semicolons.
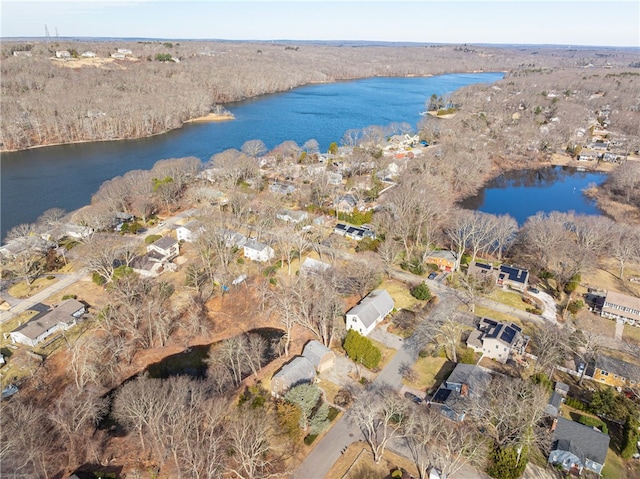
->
460;166;606;224
0;72;503;239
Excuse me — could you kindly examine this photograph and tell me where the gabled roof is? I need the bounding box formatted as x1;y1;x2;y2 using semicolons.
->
151;236;178;250
273;356;316;387
595;355;640;382
552;417;610;467
347;289;394;329
14;299;85;340
300;257;331;274
302;340;333;369
426;250;458;262
179;219;204;232
244;239;270;252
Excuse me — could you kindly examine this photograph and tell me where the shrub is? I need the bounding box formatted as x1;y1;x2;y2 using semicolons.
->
401;258;424;276
410;282;431;300
530;372;553;393
567;300;584;315
565;397;588;411
145;234;162;244
61;294;77;300
46;275;55;280
458;347;476;365
564;274;581;294
621;416;640;459
343;330;381;369
91;272;106;286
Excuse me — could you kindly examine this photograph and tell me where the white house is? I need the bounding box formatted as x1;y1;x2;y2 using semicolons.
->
9;299;86;347
345;289;394;336
466;318;528;364
147;236;179;261
243;240;275;262
276;209;309;224
300;257;331;276
176;220;204;243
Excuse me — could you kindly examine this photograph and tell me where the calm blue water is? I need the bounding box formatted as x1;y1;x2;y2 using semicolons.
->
460;166;606;225
0;72;502;238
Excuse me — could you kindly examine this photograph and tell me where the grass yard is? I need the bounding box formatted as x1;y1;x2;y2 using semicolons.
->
601;448;625;479
326;443;419;479
318;378;343;405
8;275;59;299
403;356;454;392
489;289;531;311
379;278;420;311
622;323;640;347
472;304;524;329
369;338;396;371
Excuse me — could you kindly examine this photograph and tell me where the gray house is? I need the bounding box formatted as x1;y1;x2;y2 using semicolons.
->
548;417;610;475
9;299;86;347
302;340;335;373
271;356;317;398
345;289;394;336
429;363;491;422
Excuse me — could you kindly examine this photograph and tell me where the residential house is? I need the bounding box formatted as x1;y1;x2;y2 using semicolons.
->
117;48;132;55
111;52;126;59
131;254;169;278
345;289;394;337
555;382;570;397
176;220;204;243
302;340;336;373
333;223;375;241
497;264;529;291
63;223;94;239
55;50;71;59
219;229;247;249
591;354;640;389
429;363;491;422
270;181;296;195
299;257;331;276
578;149;599;161
424;250;458;272
600;290;640;326
334;194;358;214
468;262;529;292
8;299;86;347
466;318;529;364
548;417;610;476
12;51;32;57
271;356;317;398
276;209;309;224
147;236;179;261
243;240;275;262
81;51;97;58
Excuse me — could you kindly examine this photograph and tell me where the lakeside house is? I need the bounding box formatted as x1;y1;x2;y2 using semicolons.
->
467;261;529;292
271;340;335;397
424;250;458;272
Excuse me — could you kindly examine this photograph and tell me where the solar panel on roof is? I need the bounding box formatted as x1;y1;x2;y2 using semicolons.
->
500;326;516;344
511;323;522;332
484;318;498;327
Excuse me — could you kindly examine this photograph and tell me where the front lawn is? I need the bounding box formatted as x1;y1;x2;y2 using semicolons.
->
379;278;420;311
403;356;455;393
489;289;530;311
369;338;396;371
8;275;58;299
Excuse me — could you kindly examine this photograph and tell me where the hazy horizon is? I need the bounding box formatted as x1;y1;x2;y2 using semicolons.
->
1;1;638;48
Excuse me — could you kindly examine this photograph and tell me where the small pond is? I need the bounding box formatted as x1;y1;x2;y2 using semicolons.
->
460;166;607;225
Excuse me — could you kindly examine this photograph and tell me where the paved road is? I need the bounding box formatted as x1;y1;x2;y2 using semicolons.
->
0;268;88;324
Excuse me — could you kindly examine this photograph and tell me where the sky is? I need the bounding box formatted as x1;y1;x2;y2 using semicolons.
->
1;0;639;47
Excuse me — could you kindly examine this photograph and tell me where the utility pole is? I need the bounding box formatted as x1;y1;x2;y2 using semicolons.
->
44;24;50;43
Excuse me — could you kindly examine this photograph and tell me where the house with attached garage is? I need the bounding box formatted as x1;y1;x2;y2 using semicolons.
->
468;261;529;292
600;290;640;326
271;356;317;398
302;340;335;373
276;209;309;224
147;236;179;261
424;250;458;272
548;417;610;476
243;239;275;262
8;299;86;347
345;289;394;337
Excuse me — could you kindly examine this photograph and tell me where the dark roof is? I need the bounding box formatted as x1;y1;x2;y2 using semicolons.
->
498;265;528;284
552;417;610;466
595;355;640;382
151;236;178;250
14;299;85;340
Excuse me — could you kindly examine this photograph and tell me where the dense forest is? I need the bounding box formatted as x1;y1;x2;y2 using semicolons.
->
2;39;639;151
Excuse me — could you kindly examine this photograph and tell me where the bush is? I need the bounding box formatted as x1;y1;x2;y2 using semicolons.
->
61;294;77;300
621;416;640;459
343;330;381;369
567;300;584;315
564;274;581;294
46;275;55;280
458;347;476;365
92;272;106;286
145;234;162;244
410;282;431;300
565;397;588;411
530;372;553;392
401;258;424;276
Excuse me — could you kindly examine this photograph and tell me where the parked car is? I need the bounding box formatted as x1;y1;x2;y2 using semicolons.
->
404;391;423;404
2;384;18;399
528;287;540;294
428;272;438;280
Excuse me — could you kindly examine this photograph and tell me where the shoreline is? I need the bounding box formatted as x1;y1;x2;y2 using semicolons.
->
0;70;503;154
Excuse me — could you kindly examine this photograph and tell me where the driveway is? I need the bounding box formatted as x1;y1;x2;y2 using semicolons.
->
528;289;560;326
